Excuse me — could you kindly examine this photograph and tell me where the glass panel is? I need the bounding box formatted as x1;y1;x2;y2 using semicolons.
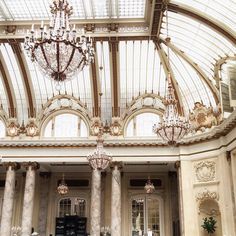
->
132;198;145;236
126;119;134;137
0;120;5;138
74;198;86;217
136;113;160;137
44;119;52;137
119;40;166;114
96;41;112;122
80;119;88;137
147;197;160;236
161;12;236;79
0;43;28;122
59;198;72;217
54;114;78;137
172;0;236;32
118;0;146;18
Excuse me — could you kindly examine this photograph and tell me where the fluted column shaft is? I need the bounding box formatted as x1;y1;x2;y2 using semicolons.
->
0;162;19;236
111;162;122;236
21;162;39;236
90;169;102;236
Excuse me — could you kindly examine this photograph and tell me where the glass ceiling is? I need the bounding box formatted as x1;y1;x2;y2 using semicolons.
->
0;43;28;122
171;0;236;33
161;11;236;81
21;43;93;115
0;0;146;21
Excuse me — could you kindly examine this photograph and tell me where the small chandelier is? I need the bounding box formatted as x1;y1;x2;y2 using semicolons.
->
144;177;155;194
153;74;190;145
24;0;94;86
57;173;69;195
87;129;112;170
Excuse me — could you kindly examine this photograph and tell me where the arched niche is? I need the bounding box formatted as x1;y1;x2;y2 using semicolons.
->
198;199;222;236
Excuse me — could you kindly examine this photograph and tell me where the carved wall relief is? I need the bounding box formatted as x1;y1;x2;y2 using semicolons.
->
194;161;216;182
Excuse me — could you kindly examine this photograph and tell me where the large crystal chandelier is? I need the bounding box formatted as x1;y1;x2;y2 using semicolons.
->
87;128;112;170
153;3;190;145
153;74;190;145
24;0;94;86
57;173;69;195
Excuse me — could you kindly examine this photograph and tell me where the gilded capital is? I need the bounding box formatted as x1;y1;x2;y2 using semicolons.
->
110;161;123;170
22;161;40;171
3;162;20;171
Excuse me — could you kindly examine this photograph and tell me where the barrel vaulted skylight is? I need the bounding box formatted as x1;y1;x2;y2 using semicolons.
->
0;0;146;21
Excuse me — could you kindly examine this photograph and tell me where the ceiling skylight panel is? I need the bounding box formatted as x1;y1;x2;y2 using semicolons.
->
0;44;27;122
118;0;145;18
93;0;109;18
69;0;85;19
96;41;112;121
172;0;236;32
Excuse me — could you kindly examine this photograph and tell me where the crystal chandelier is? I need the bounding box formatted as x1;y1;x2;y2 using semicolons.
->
153;3;190;145
24;0;94;86
153;74;190;145
57;173;69;195
87;129;112;170
144;177;155;194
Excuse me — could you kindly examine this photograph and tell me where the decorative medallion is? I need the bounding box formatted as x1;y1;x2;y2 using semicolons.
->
194;161;216;182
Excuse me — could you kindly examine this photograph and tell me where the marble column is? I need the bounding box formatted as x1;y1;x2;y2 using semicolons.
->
90;169;102;236
175;161;184;236
110;162;122;236
0;162;20;236
21;162;40;236
38;172;51;236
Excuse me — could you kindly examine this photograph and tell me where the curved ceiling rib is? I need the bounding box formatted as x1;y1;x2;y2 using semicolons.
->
9;41;36;118
0;56;16;117
156;42;184;114
160;37;219;103
91;42;99;117
109;38;120;117
168;3;236;45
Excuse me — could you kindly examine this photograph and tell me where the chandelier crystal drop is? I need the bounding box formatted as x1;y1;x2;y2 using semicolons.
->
87;130;112;170
144;177;155;194
57;173;69;195
153;74;190;145
24;0;94;84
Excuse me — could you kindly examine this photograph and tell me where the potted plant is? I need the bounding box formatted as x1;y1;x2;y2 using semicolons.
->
201;217;217;235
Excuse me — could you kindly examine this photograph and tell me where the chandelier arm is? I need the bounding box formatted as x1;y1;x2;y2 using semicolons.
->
39;43;51;69
61;47;76;73
56;41;60;75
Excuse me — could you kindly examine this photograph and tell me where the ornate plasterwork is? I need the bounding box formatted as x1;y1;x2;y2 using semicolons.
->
189;102;222;131
194;161;216;182
196;189;219;202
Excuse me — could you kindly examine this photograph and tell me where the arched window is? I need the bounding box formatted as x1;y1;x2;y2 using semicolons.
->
58;197;86;217
0;120;5;138
43;113;88;138
126;112;160;137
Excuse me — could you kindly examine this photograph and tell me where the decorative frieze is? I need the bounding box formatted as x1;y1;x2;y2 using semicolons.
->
196;189;219;203
194;161;216;182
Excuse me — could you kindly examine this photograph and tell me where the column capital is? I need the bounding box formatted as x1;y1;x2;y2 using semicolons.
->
3;162;20;171
110;161;123;170
22;161;40;171
174;161;181;169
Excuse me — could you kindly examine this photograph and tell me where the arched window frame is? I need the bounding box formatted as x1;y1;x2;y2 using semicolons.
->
0;116;6;138
40;110;90;138
124;109;163;138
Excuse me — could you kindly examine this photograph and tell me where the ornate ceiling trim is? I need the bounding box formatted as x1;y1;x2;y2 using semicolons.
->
168;3;236;45
9;41;35;118
150;0;165;36
0;52;16;117
0;110;235;148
